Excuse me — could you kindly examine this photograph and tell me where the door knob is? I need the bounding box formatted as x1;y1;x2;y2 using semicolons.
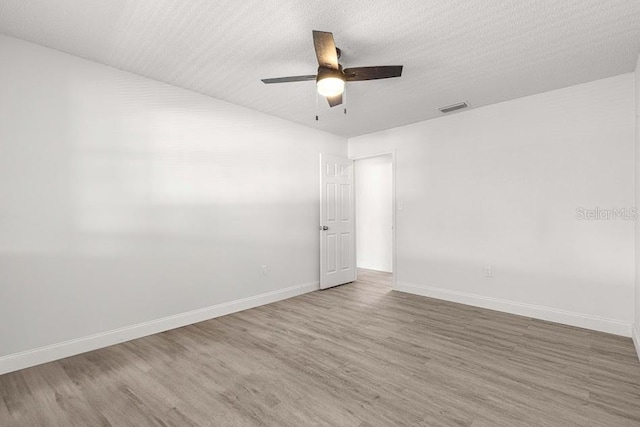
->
320;226;329;230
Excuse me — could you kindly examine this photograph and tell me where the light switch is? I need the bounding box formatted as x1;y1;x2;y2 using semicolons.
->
484;265;492;277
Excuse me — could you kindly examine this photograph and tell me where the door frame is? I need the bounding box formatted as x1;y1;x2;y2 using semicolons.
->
350;150;397;287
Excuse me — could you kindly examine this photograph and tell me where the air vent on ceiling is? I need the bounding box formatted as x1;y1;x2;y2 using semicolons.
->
439;102;468;113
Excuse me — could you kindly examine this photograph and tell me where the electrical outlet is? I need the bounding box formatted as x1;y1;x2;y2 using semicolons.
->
484;265;492;278
261;265;269;276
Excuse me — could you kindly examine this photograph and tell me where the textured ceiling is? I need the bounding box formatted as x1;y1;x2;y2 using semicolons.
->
1;0;640;137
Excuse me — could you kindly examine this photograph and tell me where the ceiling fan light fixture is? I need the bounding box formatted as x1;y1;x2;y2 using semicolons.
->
317;76;345;97
316;66;345;97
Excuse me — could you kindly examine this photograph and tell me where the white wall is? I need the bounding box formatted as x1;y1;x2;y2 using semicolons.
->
350;74;636;335
0;36;346;364
355;155;392;272
634;54;640;354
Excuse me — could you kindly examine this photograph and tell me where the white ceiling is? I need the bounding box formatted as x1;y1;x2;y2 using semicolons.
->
1;0;640;137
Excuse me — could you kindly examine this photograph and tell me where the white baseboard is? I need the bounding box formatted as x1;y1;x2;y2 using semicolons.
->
395;281;631;337
632;325;640;362
0;281;319;376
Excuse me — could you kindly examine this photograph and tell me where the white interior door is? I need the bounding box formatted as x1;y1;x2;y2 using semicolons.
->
320;154;356;289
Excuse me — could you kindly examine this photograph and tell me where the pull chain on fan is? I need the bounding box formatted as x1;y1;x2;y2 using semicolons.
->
343;84;347;116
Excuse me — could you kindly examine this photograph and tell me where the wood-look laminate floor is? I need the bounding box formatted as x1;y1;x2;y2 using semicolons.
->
2;269;640;426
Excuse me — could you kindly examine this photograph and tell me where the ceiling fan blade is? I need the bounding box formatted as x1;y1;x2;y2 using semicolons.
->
261;75;317;84
344;66;403;81
326;94;342;107
312;31;339;70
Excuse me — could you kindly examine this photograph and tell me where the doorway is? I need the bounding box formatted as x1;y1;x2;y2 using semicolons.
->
354;154;394;277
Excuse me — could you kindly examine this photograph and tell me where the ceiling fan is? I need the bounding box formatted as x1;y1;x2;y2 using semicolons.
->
261;31;403;108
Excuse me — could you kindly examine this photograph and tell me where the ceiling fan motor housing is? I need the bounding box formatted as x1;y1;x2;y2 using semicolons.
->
316;65;345;83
